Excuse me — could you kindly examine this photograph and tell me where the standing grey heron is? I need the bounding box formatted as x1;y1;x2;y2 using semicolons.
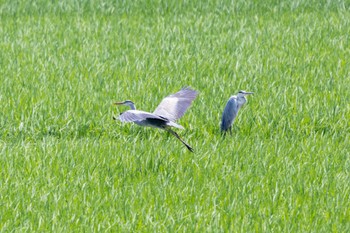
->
220;90;253;135
113;87;198;152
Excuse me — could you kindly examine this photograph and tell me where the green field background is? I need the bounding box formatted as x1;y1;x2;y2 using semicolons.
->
1;0;350;232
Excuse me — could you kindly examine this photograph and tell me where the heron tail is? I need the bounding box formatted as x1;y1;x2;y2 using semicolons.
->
167;129;194;152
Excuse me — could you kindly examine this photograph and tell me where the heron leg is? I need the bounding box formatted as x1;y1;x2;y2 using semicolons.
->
221;129;227;137
166;129;194;152
229;126;232;135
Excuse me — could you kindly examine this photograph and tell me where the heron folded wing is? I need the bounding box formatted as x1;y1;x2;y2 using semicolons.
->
153;87;198;122
220;97;238;130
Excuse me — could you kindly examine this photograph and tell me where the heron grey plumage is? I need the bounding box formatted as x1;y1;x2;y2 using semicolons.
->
114;87;198;152
220;90;253;135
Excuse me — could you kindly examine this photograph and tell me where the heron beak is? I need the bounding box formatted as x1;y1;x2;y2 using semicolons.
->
114;102;124;105
246;92;254;95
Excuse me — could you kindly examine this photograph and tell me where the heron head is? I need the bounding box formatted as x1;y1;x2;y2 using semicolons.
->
114;100;136;110
114;100;134;105
237;90;254;97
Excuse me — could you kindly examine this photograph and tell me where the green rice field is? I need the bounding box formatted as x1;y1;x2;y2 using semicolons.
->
1;0;350;232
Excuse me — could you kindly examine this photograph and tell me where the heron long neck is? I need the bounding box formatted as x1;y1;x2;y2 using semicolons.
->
128;103;136;110
237;96;247;108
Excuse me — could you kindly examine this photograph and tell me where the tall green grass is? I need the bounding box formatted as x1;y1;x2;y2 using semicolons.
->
1;0;350;232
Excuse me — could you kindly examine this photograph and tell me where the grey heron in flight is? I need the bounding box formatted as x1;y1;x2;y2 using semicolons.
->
114;87;198;152
220;90;253;135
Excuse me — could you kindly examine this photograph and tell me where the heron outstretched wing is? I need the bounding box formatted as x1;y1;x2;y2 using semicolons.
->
153;87;198;122
118;110;164;122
